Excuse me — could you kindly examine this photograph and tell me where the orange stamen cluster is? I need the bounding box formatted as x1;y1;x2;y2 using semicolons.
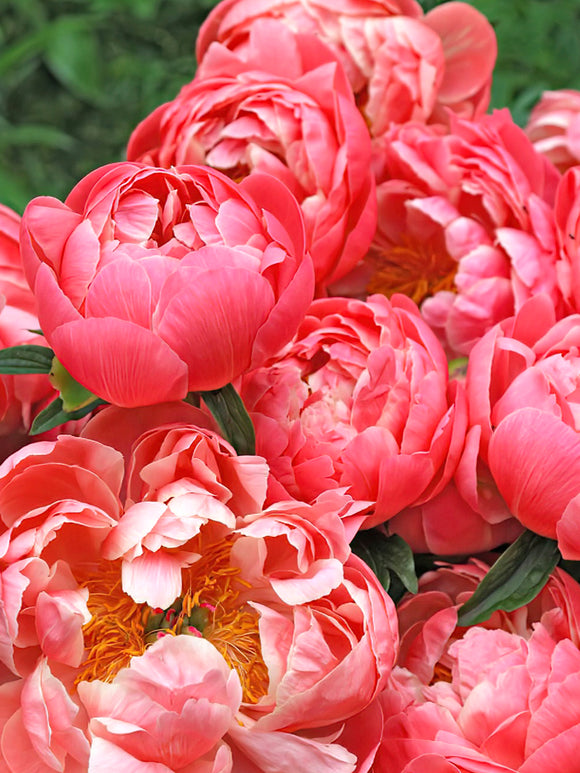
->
181;536;270;704
75;560;145;686
367;236;458;305
74;537;269;704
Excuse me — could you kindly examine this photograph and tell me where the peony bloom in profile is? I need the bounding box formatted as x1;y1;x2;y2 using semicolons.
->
128;19;376;291
526;88;580;173
20;162;314;407
0;425;398;771
344;110;563;356
196;0;496;136
239;293;467;528
459;293;580;558
377;562;580;771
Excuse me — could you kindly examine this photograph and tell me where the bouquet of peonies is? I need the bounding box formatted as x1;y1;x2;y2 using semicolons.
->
2;0;580;770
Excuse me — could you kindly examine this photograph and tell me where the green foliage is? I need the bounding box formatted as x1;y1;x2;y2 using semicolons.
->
30;395;105;435
0;0;218;211
351;530;418;603
201;384;256;456
0;343;54;373
457;530;560;626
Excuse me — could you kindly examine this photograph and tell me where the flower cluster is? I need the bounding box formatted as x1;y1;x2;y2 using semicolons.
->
3;0;580;770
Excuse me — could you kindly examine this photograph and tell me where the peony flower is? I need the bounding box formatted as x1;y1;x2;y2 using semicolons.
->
342;110;563;356
378;565;580;771
464;293;580;558
195;0;495;134
239;293;467;528
128;19;376;291
196;0;423;93
0;426;398;771
20;162;314;406
526;88;580;173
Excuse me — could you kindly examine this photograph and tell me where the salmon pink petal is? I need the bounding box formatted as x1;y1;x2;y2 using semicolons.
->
121;550;197;609
88;738;171;772
156;262;274;392
556;495;580;559
250;254;314;368
35;588;90;667
521;727;580;772
20;198;83;285
227;722;356;773
34;262;82;337
85;258;157;327
489;408;580;538
425;3;497;103
59;219;101;308
20;659;89;769
49;317;189;407
240;174;307;259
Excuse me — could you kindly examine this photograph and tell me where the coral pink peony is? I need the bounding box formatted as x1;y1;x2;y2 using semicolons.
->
239;293;467;528
196;0;423;92
464;293;580;556
526;89;580;173
195;0;495;134
0;425;398;771
345;110;563;356
378;567;580;771
128;20;376;290
20;162;313;406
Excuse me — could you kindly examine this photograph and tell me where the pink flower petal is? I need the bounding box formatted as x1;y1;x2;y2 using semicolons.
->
49;317;189;407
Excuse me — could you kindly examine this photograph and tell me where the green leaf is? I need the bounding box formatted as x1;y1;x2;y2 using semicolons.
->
0;123;75;151
201;383;255;456
43;17;103;103
457;530;560;627
30;396;105;435
351;531;418;597
0;344;54;374
0;168;36;214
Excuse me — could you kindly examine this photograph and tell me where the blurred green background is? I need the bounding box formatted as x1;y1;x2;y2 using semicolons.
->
1;0;579;212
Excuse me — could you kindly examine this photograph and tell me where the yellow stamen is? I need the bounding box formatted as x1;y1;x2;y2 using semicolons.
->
75;561;145;686
367;235;458;305
74;538;269;704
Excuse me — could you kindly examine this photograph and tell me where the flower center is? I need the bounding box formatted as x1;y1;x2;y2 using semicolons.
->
366;235;457;305
430;661;453;684
75;538;269;704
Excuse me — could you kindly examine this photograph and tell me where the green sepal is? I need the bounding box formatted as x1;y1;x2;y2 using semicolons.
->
0;344;54;374
448;356;468;380
200;383;255;456
457;530;560;627
49;357;97;411
351;530;418;602
30;396;105;435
